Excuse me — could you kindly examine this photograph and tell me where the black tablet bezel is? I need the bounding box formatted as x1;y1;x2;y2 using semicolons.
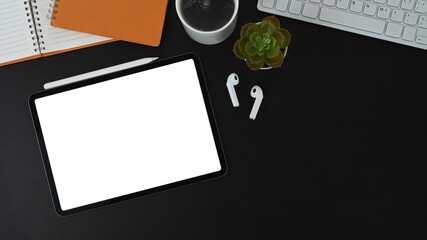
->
29;53;227;216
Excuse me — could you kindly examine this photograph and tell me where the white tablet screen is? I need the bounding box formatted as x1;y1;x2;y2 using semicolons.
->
34;59;222;211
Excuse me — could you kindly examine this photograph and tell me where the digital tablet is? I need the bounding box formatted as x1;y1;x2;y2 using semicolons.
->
29;53;227;216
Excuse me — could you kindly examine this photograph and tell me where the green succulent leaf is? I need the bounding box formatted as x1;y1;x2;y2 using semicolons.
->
239;37;248;53
233;39;246;60
245;41;258;56
272;31;285;48
266;50;285;68
260;21;277;35
249;53;265;63
246;25;261;38
240;23;255;38
255;35;263;45
266;44;280;59
247;54;266;70
262;33;271;43
277;28;291;47
250;32;261;43
263;16;280;30
270;36;277;48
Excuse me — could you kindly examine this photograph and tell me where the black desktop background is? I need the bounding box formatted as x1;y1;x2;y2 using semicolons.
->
0;0;426;239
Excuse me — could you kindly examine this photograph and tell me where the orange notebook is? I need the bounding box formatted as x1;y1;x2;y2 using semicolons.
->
0;0;114;67
51;0;169;47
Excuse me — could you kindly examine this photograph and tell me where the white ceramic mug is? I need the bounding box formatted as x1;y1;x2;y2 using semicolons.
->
176;0;239;45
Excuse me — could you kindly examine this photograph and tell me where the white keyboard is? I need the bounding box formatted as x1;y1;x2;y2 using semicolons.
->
257;0;427;50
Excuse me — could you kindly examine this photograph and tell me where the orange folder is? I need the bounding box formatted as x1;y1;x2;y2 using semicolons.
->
51;0;169;47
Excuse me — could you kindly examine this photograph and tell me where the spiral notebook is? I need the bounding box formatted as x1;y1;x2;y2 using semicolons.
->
0;0;113;67
50;0;169;47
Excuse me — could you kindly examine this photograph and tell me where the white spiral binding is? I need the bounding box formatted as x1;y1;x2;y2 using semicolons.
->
49;0;59;20
23;0;39;53
29;0;46;51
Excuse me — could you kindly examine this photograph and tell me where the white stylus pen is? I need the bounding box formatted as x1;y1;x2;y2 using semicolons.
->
43;57;158;90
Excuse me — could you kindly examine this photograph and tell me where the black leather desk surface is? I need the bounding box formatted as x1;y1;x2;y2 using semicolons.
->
1;1;426;239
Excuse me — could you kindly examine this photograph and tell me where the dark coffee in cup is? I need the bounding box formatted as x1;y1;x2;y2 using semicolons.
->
181;0;235;31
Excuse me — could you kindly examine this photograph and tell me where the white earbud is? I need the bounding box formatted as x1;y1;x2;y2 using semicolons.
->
226;73;240;107
250;85;263;120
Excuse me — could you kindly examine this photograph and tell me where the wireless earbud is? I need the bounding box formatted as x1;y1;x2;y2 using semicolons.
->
250;85;263;120
226;73;240;107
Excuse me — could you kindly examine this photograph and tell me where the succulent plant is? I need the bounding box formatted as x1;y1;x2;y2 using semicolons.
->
233;16;291;70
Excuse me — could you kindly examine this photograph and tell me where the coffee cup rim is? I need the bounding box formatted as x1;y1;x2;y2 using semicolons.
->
176;0;239;34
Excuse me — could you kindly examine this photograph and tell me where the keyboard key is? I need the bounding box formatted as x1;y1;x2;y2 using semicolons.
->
276;0;289;11
401;0;416;9
385;23;403;37
319;7;386;34
404;12;418;25
377;6;391;19
403;27;417;40
416;36;427;44
262;0;275;8
289;0;303;14
350;0;364;12
364;3;378;15
303;3;320;18
419;16;427;28
418;28;427;37
387;0;401;6
374;0;386;3
323;0;336;6
337;0;351;9
415;0;427;13
391;9;405;22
